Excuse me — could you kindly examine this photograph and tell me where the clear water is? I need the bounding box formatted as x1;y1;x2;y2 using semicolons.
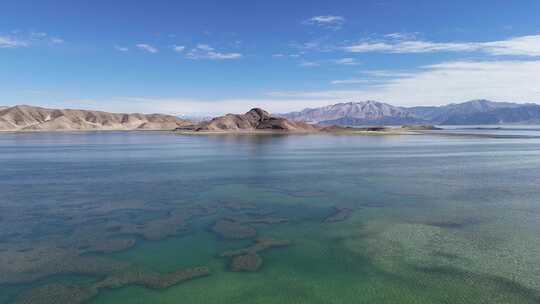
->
1;130;540;303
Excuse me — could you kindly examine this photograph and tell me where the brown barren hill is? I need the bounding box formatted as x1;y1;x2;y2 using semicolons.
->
184;108;318;133
0;105;192;131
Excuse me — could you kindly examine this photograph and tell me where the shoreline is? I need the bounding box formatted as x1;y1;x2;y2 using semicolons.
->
1;129;539;139
173;129;418;136
0;128;417;136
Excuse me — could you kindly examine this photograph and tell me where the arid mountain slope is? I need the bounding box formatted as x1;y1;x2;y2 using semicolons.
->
0;105;192;131
185;108;318;132
281;100;421;125
281;99;540;125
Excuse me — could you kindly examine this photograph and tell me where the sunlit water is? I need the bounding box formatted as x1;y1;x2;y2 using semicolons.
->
1;129;540;303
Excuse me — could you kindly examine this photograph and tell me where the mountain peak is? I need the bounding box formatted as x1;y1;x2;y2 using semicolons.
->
245;108;271;120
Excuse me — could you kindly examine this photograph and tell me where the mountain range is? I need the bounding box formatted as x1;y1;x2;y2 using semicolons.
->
2;100;540;132
281;100;540;125
0;105;192;131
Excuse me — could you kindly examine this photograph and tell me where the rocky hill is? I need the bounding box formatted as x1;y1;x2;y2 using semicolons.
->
181;108;318;132
0;105;193;131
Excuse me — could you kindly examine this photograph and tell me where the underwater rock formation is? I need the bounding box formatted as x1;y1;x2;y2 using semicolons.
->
230;253;263;272
220;238;292;272
17;267;211;304
324;207;354;223
17;284;98;304
0;245;130;284
95;266;211;289
211;219;257;239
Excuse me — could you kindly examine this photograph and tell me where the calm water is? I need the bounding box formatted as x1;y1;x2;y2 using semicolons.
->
1;130;540;303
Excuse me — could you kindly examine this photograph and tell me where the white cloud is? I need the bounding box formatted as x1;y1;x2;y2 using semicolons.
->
206;51;242;60
0;36;28;48
383;32;418;40
299;61;320;67
272;54;285;58
1;31;66;49
331;79;373;85
196;44;214;51
186;44;242;60
362;70;414;78
136;43;158;53
50;37;64;44
52;60;540;115
483;35;540;56
172;45;185;52
344;35;540;56
304;15;345;29
268;60;540;107
334;58;359;65
114;46;129;52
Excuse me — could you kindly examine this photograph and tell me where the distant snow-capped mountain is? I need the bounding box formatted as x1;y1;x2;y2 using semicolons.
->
281;101;423;125
407;100;526;124
281;100;540;126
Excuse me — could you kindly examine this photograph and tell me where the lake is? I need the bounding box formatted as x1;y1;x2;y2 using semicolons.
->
1;129;540;303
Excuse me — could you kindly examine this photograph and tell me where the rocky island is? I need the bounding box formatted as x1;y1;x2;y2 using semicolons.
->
177;108;318;133
176;108;415;135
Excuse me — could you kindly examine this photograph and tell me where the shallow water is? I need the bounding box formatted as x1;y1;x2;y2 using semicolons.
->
1;131;540;303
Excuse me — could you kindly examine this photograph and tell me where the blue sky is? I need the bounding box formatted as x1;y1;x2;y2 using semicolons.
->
1;0;540;115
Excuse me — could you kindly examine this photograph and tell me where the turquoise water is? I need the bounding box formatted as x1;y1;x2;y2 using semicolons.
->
1;131;540;303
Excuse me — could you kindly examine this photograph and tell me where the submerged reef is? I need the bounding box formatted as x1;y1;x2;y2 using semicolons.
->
1;189;297;302
211;219;257;239
0;199;220;303
0;244;130;285
17;284;98;304
324;207;354;223
220;238;292;272
229;253;262;272
16;267;211;304
94;266;211;290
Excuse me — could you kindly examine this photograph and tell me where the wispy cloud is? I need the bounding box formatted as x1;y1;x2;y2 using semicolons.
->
206;52;242;60
1;31;66;48
383;32;418;40
196;44;213;51
304;15;345;29
186;44;242;60
50;37;64;44
136;43;158;53
114;46;129;52
334;58;360;65
0;36;28;48
172;45;185;52
299;61;320;67
331;79;373;85
54;60;540;115
269;60;540;106
344;35;540;56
